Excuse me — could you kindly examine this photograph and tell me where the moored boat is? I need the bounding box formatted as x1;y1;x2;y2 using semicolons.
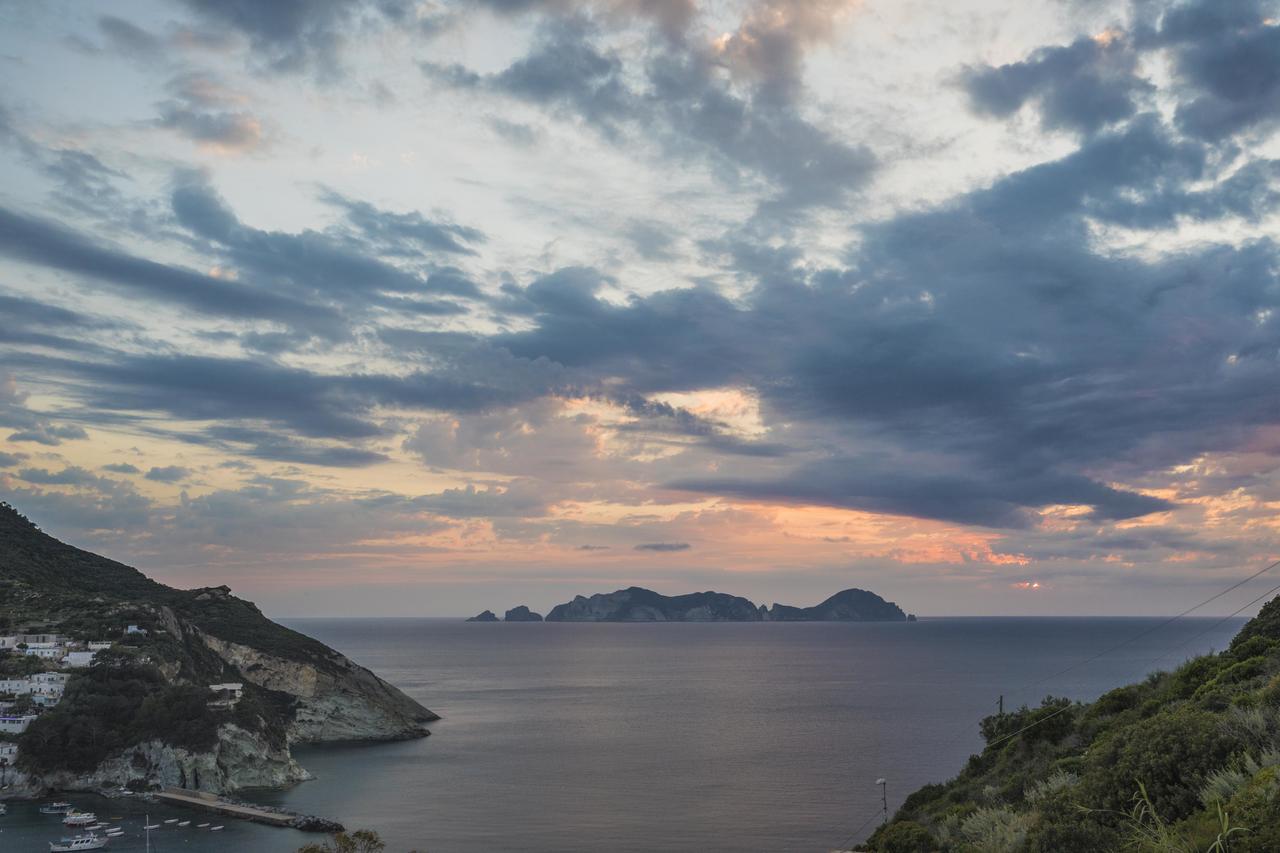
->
41;802;74;815
63;812;97;826
49;833;108;851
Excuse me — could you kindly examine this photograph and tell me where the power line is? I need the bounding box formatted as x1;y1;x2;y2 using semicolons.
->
835;557;1280;849
983;571;1280;753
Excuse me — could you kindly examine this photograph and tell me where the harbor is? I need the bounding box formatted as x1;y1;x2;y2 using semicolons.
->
0;794;321;852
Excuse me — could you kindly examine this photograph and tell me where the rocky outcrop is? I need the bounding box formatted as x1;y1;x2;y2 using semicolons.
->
34;724;309;795
540;586;916;622
545;587;764;622
466;610;499;622
765;589;909;622
504;605;543;622
200;634;436;743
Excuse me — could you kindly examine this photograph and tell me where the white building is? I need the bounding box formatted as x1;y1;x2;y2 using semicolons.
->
0;742;18;761
61;651;97;668
208;683;244;709
24;647;61;660
19;634;65;645
32;672;68;691
0;679;31;696
0;715;36;735
0;636;18;649
88;641;113;651
125;625;148;636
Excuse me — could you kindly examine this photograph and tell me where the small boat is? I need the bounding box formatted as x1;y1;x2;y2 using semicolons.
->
49;833;108;851
64;812;97;826
41;802;74;815
177;820;190;826
196;822;210;828
143;822;160;830
163;818;179;824
0;802;6;815
210;825;224;831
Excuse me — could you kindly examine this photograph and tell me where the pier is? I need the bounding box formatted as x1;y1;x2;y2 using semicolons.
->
153;788;343;831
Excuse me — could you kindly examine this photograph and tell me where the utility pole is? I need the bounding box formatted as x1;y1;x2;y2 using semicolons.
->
876;778;888;825
998;694;1003;715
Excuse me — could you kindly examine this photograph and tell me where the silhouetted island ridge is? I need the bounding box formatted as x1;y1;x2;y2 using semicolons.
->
469;586;916;622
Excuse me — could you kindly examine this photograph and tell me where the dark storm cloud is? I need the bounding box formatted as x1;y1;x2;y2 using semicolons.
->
318;191;486;257
64;354;443;439
0;292;110;331
1157;2;1280;140
490;114;1280;527
0;203;339;329
962;1;1280;142
144;465;191;482
201;425;390;467
101;463;141;474
424;15;874;211
169;175;486;313
670;465;1172;529
960;35;1152;134
175;0;389;76
0;451;25;468
8;424;89;446
634;542;690;551
17;466;104;487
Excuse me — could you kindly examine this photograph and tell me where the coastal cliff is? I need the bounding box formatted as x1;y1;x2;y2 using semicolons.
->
0;502;437;797
539;586;911;622
858;596;1280;852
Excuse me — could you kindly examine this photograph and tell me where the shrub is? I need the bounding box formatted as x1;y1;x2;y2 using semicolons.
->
957;806;1033;853
1084;706;1236;820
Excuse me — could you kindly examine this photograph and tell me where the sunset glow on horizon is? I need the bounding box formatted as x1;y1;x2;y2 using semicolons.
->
3;0;1280;617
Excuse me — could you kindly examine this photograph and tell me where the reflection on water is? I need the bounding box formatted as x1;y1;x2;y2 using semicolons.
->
0;617;1245;852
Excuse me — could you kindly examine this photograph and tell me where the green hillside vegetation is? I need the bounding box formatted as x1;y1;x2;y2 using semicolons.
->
0;502;340;671
0;502;314;776
862;598;1280;852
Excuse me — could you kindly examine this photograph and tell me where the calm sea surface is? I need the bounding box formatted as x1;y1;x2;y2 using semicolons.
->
0;617;1246;852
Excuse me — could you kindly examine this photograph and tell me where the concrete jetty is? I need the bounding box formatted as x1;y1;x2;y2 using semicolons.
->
153;787;342;831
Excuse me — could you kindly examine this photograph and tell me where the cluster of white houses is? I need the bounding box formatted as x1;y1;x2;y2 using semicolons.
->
0;632;125;741
0;633;114;668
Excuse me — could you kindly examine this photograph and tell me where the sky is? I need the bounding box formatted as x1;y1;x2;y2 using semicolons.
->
1;0;1280;617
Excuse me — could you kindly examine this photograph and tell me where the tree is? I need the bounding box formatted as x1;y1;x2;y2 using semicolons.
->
297;830;387;853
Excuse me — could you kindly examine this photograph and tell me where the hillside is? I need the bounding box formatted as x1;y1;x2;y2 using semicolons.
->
0;502;437;796
859;598;1280;852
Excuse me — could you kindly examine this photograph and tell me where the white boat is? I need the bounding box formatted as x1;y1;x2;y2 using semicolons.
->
0;802;6;815
142;822;160;830
177;820;190;826
163;818;179;824
196;822;209;828
49;833;108;851
63;812;97;826
210;825;224;831
41;802;74;814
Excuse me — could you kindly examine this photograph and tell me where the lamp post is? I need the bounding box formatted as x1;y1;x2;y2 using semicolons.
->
876;778;887;825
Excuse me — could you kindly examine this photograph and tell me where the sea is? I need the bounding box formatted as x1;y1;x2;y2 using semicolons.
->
0;616;1247;852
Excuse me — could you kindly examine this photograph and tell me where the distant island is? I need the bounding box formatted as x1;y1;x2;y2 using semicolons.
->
468;586;915;623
